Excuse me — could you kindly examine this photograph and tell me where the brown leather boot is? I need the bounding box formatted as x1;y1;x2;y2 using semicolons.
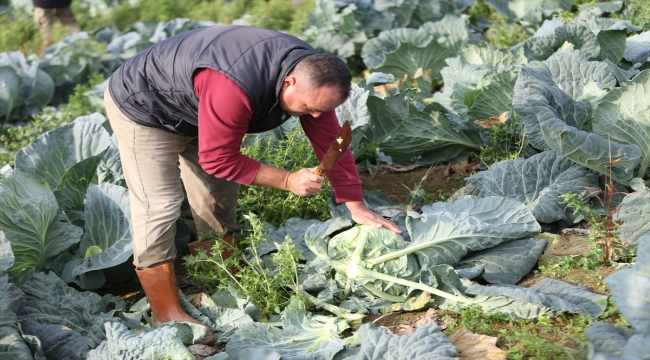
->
220;233;238;261
136;262;216;345
188;233;238;259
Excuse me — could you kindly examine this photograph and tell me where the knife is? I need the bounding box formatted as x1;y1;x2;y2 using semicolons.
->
313;120;352;176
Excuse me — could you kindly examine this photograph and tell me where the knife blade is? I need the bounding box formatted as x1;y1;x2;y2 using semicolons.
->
313;120;352;176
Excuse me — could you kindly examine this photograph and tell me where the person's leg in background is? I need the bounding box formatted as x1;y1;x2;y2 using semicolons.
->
55;6;80;35
33;6;55;51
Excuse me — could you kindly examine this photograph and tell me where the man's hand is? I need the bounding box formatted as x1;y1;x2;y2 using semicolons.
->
252;164;324;196
346;201;402;234
286;168;324;196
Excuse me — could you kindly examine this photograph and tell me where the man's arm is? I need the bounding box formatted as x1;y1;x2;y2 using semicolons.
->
300;112;402;233
195;68;260;184
299;111;362;202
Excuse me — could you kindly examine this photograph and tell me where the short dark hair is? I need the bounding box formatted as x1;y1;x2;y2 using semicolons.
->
294;54;352;101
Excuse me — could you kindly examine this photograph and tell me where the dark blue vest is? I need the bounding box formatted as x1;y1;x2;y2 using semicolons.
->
108;25;317;135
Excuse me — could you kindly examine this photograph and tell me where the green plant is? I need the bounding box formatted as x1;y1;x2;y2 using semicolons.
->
73;0;211;31
73;0;312;34
622;0;650;30
0;11;70;55
559;190;635;266
443;304;511;334
441;305;600;360
401;167;432;209
286;0;315;35
484;13;533;49
0;11;39;54
241;0;306;31
467;0;496;25
310;199;540;304
0;72;105;168
238;126;332;227
184;213;303;316
477;113;529;169
536;252;604;279
400;167;459;207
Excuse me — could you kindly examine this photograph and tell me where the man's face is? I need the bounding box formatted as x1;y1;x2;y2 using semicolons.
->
278;76;344;118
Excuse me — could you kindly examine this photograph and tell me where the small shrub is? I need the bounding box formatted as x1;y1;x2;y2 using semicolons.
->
0;11;69;54
624;0;650;30
559;191;635;266
238;125;332;228
485;13;533;49
184;213;302;316
477;113;528;168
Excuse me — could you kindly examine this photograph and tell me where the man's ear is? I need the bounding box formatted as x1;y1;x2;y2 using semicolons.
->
283;75;297;89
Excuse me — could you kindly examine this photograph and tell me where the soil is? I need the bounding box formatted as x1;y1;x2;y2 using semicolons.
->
357;161;479;203
518;265;618;294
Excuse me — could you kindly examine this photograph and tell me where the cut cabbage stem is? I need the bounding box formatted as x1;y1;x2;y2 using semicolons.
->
299;288;363;320
347;261;473;304
364;235;503;266
331;230;475;304
363;283;407;303
638;152;650;179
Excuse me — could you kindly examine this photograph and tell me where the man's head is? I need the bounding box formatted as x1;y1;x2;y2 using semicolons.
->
279;54;352;118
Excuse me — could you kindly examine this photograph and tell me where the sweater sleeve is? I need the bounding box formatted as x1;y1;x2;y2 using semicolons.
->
300;111;363;203
194;68;261;184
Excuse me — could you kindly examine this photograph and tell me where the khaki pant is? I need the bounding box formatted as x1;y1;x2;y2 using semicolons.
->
104;88;240;269
33;6;80;50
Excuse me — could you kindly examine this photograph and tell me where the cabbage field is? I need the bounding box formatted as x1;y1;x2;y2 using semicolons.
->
1;0;650;359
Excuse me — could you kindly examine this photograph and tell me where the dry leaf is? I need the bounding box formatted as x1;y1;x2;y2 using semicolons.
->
536;230;591;267
378;308;449;335
449;327;506;360
187;292;209;308
412;308;448;330
474;112;508;129
187;344;219;358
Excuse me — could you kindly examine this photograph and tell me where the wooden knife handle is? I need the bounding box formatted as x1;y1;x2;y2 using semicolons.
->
314;165;325;176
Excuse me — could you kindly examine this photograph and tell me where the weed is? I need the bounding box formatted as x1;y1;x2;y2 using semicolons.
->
239;0;313;33
238;125;332;228
72;0;313;35
467;0;535;49
536;252;603;279
0;10;71;55
477;113;529;168
467;0;496;24
560;190;635;265
0;11;39;54
401;167;432;208
443;305;511;334
485;14;532;49
621;0;650;30
184;213;302;316
441;305;604;359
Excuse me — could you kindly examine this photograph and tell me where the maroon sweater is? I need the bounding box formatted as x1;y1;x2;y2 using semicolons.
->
193;68;363;203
